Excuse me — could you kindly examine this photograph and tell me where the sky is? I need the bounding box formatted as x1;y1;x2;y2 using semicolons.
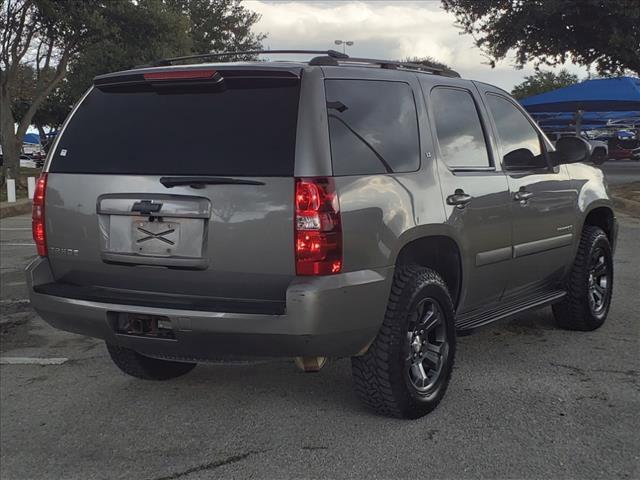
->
245;0;588;91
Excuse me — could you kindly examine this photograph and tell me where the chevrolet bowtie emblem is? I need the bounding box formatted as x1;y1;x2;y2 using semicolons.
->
131;200;163;215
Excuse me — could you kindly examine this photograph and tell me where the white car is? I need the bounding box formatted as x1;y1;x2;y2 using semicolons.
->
546;132;608;165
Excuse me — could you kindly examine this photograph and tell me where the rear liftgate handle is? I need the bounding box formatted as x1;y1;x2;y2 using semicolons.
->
446;189;473;209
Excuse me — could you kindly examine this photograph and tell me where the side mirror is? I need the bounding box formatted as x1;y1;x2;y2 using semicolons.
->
553;136;591;165
503;148;535;170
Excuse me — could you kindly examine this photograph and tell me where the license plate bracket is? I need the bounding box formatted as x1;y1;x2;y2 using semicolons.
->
132;220;180;256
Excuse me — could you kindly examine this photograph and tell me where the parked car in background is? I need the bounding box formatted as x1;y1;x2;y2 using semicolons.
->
594;128;639;161
0;143;45;169
27;50;617;419
546;131;608;165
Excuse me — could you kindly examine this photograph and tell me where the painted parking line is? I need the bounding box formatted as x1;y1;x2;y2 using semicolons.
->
0;357;68;365
0;243;36;246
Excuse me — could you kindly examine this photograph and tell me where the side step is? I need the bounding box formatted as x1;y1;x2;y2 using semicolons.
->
456;290;566;332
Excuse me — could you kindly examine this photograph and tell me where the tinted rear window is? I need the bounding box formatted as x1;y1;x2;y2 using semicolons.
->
50;78;300;176
431;87;490;168
325;80;420;175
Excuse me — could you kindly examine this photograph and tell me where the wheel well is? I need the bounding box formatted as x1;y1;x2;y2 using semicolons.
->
584;207;614;240
396;236;462;308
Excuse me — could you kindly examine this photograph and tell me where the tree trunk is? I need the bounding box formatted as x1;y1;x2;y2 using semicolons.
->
0;83;20;184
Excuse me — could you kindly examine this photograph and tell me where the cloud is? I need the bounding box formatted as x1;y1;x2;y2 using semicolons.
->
245;0;588;91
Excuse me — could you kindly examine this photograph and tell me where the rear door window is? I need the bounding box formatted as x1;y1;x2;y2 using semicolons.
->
50;78;300;176
431;87;491;169
325;80;420;175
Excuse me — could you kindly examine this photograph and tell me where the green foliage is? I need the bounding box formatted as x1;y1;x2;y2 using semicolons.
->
511;69;580;100
168;0;266;56
402;56;451;71
441;0;640;75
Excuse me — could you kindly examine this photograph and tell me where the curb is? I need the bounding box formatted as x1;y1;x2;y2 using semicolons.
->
0;198;31;219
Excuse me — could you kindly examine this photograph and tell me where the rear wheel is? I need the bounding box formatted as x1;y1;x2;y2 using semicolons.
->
553;226;613;331
351;266;456;419
106;343;196;380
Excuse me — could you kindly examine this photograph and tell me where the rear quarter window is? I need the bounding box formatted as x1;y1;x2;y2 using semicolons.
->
325;80;420;175
49;78;300;176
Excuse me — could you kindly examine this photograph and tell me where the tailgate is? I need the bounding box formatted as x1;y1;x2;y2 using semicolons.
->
43;68;300;303
45;174;294;302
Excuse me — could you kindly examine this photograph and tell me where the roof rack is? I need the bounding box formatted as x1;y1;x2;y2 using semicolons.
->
310;55;460;78
150;49;460;78
151;49;347;67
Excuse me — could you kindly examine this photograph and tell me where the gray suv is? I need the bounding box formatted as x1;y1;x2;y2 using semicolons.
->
27;50;617;419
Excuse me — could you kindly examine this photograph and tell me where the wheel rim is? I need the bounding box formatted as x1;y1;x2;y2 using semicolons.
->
405;297;449;393
588;247;610;315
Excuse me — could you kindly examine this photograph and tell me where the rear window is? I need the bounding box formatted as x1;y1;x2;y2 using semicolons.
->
431;87;490;169
325;80;420;175
50;78;300;176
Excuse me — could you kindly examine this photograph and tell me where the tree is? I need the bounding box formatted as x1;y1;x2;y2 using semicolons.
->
402;56;451;71
511;69;579;100
167;0;265;58
1;0;105;181
441;0;640;75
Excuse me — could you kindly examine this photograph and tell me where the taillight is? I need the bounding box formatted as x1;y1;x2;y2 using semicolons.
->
32;173;47;256
295;177;342;275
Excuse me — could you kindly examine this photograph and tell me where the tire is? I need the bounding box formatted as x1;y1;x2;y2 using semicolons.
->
552;226;613;331
106;343;196;380
351;266;456;419
591;149;607;165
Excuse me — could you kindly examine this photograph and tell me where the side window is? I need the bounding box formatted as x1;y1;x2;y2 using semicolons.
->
431;87;491;169
325;80;420;175
485;94;546;171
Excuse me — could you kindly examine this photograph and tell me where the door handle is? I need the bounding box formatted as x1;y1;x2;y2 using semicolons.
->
514;189;533;203
447;189;472;209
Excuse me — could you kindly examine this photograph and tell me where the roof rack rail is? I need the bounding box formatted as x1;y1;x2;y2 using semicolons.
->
149;49;460;78
310;55;461;78
151;49;348;67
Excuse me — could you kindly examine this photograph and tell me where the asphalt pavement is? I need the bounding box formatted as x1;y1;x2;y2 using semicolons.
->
598;159;640;185
1;209;639;479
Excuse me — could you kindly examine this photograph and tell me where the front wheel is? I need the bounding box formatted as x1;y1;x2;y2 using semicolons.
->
351;266;456;419
106;343;196;380
553;226;613;331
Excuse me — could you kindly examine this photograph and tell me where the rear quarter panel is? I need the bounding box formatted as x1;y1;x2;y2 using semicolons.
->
321;67;449;271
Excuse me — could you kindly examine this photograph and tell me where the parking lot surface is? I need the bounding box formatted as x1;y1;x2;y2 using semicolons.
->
1;210;638;480
599;160;640;185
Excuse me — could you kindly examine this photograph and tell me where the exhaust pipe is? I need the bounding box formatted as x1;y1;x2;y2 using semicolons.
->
294;356;327;373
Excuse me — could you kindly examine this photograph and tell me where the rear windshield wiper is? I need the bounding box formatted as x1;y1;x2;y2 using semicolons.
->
160;176;265;189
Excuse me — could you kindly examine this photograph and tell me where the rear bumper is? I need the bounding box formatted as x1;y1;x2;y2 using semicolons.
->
26;258;393;359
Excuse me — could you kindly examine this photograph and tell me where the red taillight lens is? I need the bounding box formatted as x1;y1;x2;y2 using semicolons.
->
295;177;342;275
32;173;47;256
143;69;218;81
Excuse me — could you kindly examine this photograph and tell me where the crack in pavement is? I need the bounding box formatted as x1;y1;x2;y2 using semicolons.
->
148;450;267;480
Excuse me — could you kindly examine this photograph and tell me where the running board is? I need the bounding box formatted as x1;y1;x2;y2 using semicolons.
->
456;290;566;331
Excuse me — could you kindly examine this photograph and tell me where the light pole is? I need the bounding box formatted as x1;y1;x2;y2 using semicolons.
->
334;40;354;54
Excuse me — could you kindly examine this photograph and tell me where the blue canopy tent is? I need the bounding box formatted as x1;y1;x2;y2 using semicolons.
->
23;132;41;145
520;76;640;131
521;76;640;113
